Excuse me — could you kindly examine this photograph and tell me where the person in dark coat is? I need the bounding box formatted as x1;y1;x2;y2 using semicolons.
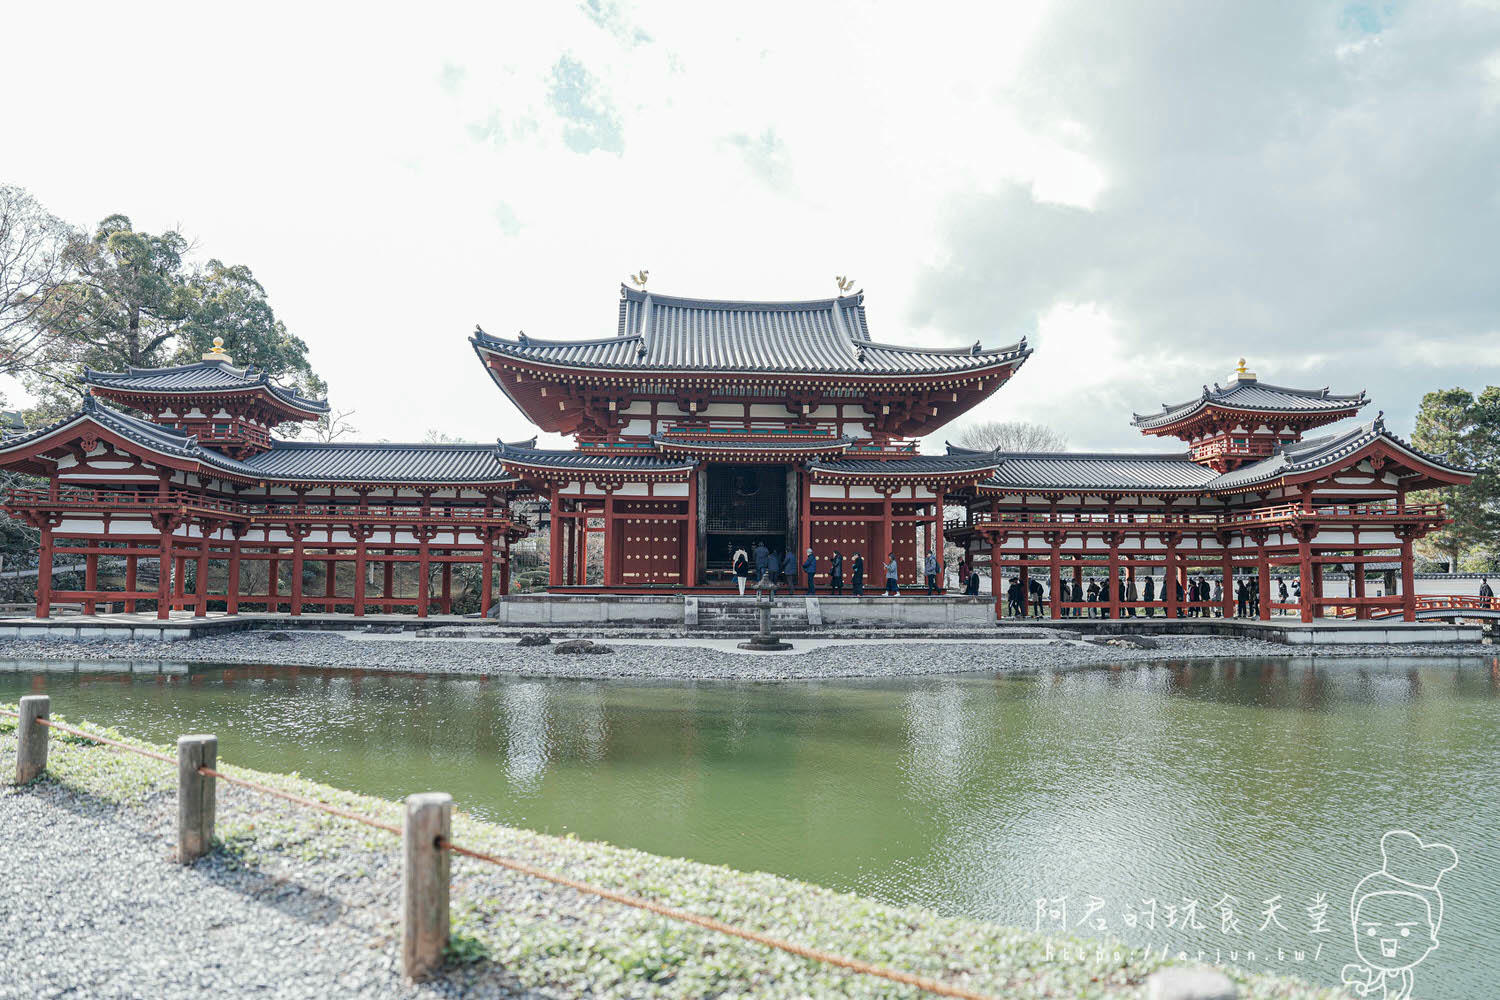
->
1249;578;1260;617
1480;578;1493;608
1143;575;1155;617
754;541;770;586
769;549;782;591
1086;579;1099;617
733;548;750;596
802;548;817;595
1098;575;1111;619
782;549;796;592
884;553;900;596
1236;580;1248;618
925;551;939;595
1278;578;1288;611
1125;575;1139;618
1007;579;1022;617
830;551;844;595
1069;577;1083;617
1028;577;1044;618
851;552;865;596
966;569;981;596
1174;579;1185;617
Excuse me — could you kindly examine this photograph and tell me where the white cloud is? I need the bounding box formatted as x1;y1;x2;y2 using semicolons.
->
0;0;1491;453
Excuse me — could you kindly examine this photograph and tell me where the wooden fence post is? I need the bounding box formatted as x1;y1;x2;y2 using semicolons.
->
402;792;452;980
177;735;217;863
15;695;50;784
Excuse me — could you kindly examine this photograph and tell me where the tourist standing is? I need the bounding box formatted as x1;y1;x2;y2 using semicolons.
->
733;547;750;596
1099;575;1111;619
1212;578;1223;616
1125;574;1138;617
884;552;899;596
803;548;817;595
1007;578;1022;617
1069;576;1083;617
782;549;796;592
1143;575;1155;617
1250;578;1261;617
925;550;939;594
1086;578;1099;617
967;568;982;596
754;541;770;586
1278;578;1288;612
852;552;865;596
1029;577;1045;618
1480;578;1493;609
830;550;844;594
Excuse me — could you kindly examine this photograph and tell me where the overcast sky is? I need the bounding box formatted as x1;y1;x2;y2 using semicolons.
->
3;1;1497;452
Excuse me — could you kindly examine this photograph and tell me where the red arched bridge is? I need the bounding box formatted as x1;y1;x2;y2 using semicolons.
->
1334;595;1500;622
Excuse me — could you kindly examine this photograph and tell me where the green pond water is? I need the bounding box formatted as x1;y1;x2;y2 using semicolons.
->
3;655;1497;997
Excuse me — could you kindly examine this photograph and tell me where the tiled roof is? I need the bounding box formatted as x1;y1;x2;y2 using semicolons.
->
979;452;1219;492
496;442;697;472
1132;378;1365;429
472;285;1030;376
0;400;516;485
237;441;515;484
84;360;329;414
809;452;1004;476
1206;419;1471;490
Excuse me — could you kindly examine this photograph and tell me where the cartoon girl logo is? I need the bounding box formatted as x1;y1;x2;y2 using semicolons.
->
1341;830;1458;1000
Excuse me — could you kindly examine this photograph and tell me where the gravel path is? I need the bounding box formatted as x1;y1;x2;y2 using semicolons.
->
0;630;1490;681
0;715;1345;1000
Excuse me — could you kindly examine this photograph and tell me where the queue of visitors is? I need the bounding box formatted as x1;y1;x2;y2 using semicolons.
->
994;573;1304;618
737;542;977;597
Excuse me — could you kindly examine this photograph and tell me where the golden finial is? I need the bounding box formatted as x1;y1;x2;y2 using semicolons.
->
203;336;233;364
835;275;855;294
1230;357;1256;382
629;269;649;289
1236;357;1247;374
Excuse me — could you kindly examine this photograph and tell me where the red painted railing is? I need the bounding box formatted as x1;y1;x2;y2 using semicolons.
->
962;501;1446;531
3;487;519;527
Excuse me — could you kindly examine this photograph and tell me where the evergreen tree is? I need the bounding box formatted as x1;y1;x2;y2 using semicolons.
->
1411;387;1499;570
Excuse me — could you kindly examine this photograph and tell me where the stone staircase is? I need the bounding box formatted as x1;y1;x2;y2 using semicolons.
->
689;596;814;632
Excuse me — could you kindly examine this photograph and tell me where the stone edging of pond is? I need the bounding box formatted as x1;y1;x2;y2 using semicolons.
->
0;632;1492;683
0;708;1347;999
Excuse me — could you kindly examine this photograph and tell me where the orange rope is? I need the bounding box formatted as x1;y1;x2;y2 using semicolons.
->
438;836;995;1000
1;705;997;1000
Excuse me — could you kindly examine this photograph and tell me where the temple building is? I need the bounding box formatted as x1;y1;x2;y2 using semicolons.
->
0;285;1474;623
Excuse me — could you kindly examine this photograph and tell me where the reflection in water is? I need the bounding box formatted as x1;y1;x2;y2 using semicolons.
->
1;656;1497;998
502;682;550;792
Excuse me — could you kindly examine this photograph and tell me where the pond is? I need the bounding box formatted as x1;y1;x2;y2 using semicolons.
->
3;655;1497;997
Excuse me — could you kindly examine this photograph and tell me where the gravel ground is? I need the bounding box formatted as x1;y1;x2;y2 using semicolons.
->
0;711;1345;1000
0;630;1491;681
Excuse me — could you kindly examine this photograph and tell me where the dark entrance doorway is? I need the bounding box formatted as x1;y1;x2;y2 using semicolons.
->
704;464;788;581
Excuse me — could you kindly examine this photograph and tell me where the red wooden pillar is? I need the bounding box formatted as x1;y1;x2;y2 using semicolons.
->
353;535;367;616
1017;560;1029;617
325;557;336;610
36;524;54;618
1048;537;1062;620
1399;534;1416;622
549;486;563;590
602;492;616;588
578;514;590;585
1164;537;1179;619
1220;545;1234;618
1257;536;1271;621
156;525;174;621
991;531;1005;621
417;532;431;617
1353;558;1368;620
227;536;241;615
1296;529;1315;624
194;530;210;617
881;492;893;584
290;535;304;616
383;558;393;611
501;532;512;595
440;559;452;614
268;556;279;613
685;470;699;588
124;554;137;613
1107;533;1121;620
174;555;187;601
83;552;98;614
480;529;494;615
933;498;946;592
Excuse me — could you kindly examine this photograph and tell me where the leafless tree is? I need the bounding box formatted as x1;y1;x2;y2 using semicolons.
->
308;407;358;442
953;420;1068;453
0;185;75;377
